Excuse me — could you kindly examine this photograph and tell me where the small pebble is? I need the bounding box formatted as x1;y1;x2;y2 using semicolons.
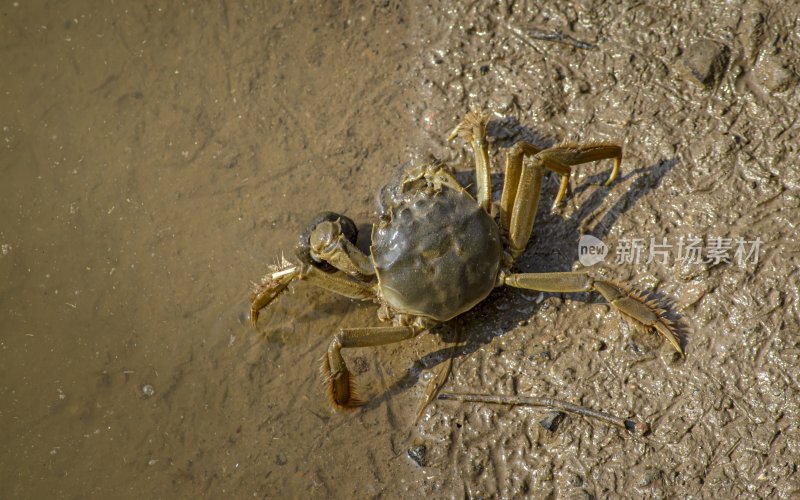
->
141;384;155;398
490;92;514;113
407;442;428;467
539;411;564;432
682;39;729;86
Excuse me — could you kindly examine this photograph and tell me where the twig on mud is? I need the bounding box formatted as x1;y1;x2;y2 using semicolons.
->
508;25;596;50
438;392;649;435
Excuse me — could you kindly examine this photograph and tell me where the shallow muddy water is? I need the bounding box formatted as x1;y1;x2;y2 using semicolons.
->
2;1;799;498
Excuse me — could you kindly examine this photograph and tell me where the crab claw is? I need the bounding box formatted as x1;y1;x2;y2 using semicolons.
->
249;265;300;327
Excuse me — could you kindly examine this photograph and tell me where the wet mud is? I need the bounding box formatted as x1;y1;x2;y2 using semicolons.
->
1;1;798;498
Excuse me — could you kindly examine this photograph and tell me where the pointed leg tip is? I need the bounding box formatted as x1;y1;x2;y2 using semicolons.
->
553;190;567;205
666;338;685;358
332;396;365;411
605;166;620;186
249;309;259;328
653;321;684;358
604;172;619;186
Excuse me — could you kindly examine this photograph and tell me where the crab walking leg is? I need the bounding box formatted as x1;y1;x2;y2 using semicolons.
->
448;110;492;213
500;141;542;235
503;272;683;356
539;142;622;207
414;327;464;423
506;143;622;261
322;325;424;408
250;264;374;328
415;356;454;423
507;156;545;260
301;265;375;299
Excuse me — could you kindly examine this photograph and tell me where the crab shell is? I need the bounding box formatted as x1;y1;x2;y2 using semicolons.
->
370;164;503;322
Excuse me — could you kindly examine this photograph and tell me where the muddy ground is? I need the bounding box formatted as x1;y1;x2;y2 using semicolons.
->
1;0;798;498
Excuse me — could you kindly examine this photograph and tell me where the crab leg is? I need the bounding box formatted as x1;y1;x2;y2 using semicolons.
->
249;264;375;327
302;265;375;300
541;142;622;207
415;356;454;423
507;152;545;260
449;110;493;213
504;142;622;261
500;141;541;235
414;327;465;423
503;272;683;356
321;325;424;409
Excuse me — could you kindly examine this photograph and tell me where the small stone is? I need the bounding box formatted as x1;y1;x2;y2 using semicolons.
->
538;411;564;432
682;39;730;87
275;454;287;466
490;93;514;113
141;384;155;398
407;442;427;467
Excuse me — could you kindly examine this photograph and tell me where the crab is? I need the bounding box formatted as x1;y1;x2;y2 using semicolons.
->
250;110;682;413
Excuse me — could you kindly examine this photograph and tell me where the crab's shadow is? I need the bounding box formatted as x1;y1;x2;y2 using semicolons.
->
366;117;682;412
